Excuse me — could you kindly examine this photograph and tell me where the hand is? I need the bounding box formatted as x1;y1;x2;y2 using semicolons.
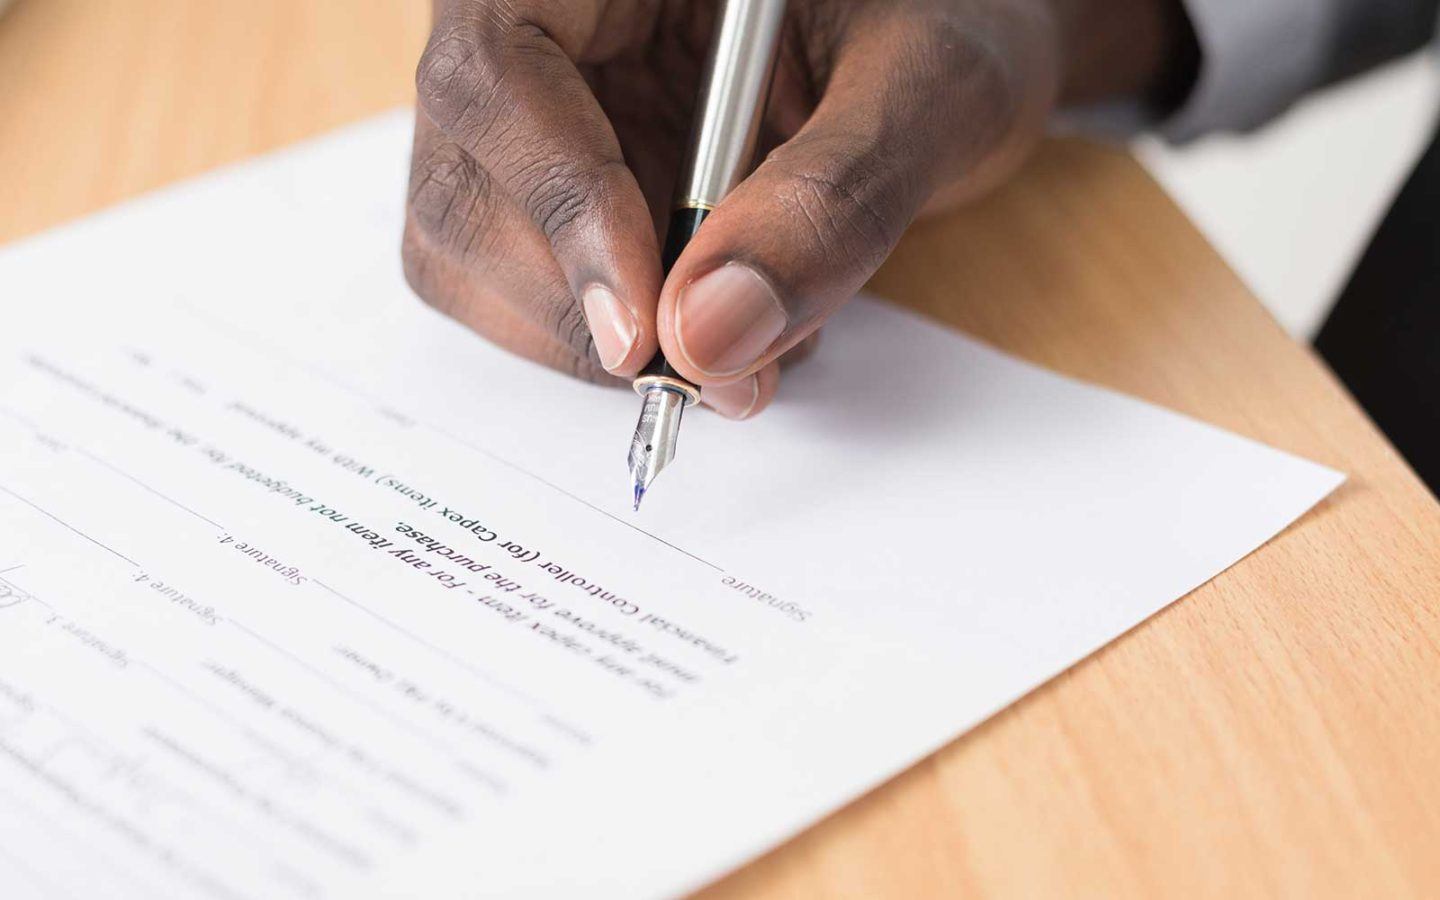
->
403;0;1193;418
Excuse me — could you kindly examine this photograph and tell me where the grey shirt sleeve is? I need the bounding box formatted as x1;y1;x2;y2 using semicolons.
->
1162;0;1440;141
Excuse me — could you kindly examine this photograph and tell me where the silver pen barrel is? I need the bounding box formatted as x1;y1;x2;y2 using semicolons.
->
676;0;788;210
628;0;788;510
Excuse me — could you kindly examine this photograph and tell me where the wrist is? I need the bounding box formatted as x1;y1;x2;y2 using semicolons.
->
1047;0;1199;110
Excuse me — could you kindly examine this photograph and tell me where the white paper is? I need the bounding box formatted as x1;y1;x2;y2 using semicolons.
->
0;111;1342;899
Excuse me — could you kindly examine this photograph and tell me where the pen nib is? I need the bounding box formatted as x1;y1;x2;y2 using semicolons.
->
628;385;687;512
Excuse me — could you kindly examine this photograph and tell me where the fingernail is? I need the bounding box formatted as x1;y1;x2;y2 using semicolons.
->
704;376;761;420
582;284;638;372
676;263;787;377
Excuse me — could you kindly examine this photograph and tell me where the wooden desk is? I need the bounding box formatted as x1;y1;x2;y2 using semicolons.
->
3;2;1438;896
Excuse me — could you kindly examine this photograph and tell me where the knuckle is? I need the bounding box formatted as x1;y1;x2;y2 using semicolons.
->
518;155;627;244
410;140;479;206
766;141;910;272
415;20;505;134
899;15;976;78
902;16;1022;131
416;17;569;151
415;30;474;117
408;142;505;258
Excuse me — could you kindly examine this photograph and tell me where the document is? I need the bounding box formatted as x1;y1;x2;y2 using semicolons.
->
0;111;1342;899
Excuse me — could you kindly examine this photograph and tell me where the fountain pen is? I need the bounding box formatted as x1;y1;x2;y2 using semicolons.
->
627;0;787;511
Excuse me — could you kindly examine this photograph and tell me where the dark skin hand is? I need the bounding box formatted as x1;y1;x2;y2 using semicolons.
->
404;0;1196;418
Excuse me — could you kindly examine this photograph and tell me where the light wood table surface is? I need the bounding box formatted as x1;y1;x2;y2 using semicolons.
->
4;2;1439;897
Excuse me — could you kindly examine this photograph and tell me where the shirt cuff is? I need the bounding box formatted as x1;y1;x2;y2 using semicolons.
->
1160;0;1341;141
1054;0;1343;143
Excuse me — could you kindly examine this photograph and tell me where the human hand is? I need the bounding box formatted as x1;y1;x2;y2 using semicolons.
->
403;0;1192;417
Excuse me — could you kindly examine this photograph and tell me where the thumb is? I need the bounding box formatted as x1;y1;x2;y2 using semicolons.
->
655;9;1052;386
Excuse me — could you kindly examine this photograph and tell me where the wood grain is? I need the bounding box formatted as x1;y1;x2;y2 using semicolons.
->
3;2;1439;897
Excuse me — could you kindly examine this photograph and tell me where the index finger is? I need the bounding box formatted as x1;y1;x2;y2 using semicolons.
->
415;0;662;376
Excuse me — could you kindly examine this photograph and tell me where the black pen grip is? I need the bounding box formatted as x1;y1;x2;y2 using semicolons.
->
639;206;711;382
